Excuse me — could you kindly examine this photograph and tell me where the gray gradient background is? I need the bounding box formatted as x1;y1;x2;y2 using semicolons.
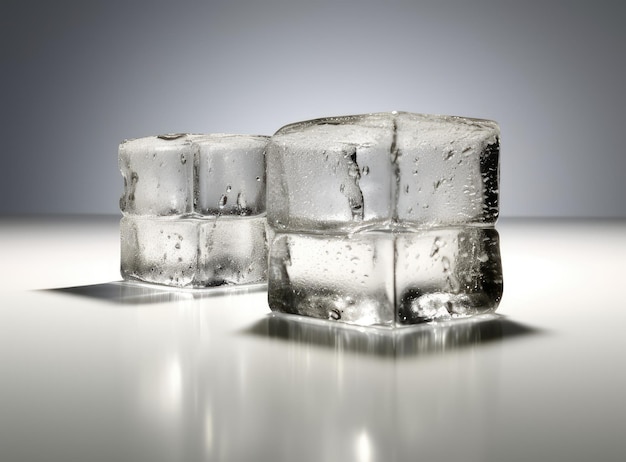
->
1;0;624;217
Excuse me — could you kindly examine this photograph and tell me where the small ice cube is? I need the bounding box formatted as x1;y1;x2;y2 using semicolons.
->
119;133;269;288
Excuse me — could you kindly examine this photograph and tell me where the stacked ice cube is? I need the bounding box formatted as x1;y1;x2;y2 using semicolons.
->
119;133;268;288
266;112;503;326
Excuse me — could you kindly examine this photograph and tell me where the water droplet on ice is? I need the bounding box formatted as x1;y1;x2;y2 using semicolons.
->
236;192;247;211
219;195;227;208
226;185;232;192
157;133;185;140
362;166;370;175
430;237;444;257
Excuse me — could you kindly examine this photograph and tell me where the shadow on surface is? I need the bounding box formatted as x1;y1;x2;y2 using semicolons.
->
44;281;267;305
245;313;539;359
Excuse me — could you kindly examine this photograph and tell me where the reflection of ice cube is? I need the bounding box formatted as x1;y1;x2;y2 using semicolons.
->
267;112;499;232
268;228;502;326
121;216;267;288
119;133;269;288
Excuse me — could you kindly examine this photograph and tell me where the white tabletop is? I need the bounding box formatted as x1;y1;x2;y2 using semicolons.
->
1;216;625;462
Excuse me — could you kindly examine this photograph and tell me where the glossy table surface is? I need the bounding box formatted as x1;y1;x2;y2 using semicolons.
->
1;216;625;462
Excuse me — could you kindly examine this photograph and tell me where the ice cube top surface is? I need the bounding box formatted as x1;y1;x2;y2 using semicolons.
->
120;133;268;217
267;112;500;233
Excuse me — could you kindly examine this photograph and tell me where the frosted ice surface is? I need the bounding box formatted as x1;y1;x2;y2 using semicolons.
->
119;133;268;288
266;112;502;326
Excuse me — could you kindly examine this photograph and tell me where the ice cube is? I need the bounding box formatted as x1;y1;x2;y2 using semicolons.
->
267;112;499;231
267;114;395;231
119;134;196;216
395;113;500;226
395;227;502;324
121;216;267;288
195;134;267;216
119;133;269;288
197;215;268;286
268;228;501;326
268;232;395;325
266;112;502;326
121;216;200;287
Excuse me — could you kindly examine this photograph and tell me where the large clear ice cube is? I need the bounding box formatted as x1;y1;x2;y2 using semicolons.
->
119;133;269;288
266;112;502;326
